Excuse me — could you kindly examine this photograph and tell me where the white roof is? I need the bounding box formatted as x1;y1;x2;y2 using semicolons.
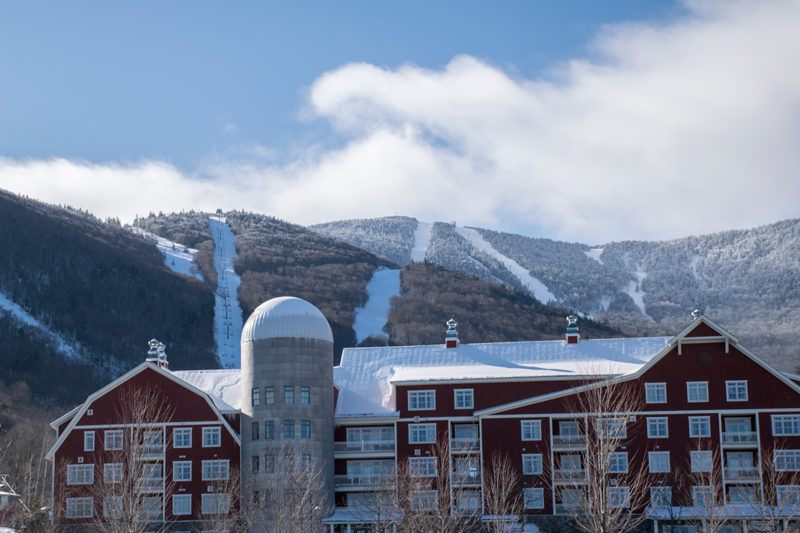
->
171;369;242;411
241;296;333;343
334;337;670;417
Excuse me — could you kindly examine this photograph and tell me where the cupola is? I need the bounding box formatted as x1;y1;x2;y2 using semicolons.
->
145;338;169;369
566;315;580;344
445;318;459;348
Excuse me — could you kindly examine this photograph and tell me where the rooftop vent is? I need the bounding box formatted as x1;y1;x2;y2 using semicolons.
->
445;318;459;349
692;308;702;320
146;339;169;369
566;315;579;344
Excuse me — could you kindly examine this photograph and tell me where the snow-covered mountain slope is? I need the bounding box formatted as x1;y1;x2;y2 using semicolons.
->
129;227;199;277
209;217;243;369
0;291;79;358
411;222;432;262
352;268;402;343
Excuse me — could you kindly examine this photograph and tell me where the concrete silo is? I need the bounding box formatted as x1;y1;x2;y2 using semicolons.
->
240;296;334;512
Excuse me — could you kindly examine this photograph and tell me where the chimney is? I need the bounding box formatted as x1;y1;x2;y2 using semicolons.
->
566;315;579;344
445;318;459;348
146;339;169;369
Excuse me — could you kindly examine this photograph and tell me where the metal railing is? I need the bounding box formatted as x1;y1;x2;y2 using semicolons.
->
450;437;480;452
552;435;587;448
451;469;481;484
553;469;587;483
333;440;395;453
134;444;164;456
334;474;392;488
724;467;760;481
721;432;758;445
136;477;164;491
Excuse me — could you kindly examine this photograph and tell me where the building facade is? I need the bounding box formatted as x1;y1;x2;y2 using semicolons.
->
48;297;800;533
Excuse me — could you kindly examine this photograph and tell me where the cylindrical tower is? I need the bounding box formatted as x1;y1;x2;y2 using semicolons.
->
240;296;334;513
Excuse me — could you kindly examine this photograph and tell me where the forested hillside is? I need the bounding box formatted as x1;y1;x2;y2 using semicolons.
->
0;190;218;405
309;216;416;265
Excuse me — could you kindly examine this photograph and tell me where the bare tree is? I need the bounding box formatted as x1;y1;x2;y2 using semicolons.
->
742;446;800;533
684;441;730;533
198;467;244;533
555;374;652;533
483;451;524;533
346;468;402;533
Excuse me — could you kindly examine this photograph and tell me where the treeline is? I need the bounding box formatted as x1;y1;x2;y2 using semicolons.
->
0;190;218;405
384;261;624;347
310;216;417;265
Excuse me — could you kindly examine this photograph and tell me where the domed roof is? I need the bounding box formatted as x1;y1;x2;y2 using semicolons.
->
241;296;334;343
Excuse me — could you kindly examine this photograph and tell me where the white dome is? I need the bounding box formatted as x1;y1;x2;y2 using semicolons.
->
241;296;334;343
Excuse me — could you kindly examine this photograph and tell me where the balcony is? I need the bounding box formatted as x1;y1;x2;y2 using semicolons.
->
552;435;587;449
721;432;758;446
136;477;164;492
334;475;391;488
334;440;395;454
451;469;482;485
134;444;164;457
553;469;587;484
450;437;480;453
724;467;760;481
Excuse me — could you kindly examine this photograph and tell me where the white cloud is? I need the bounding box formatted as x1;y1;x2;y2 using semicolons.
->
2;0;799;243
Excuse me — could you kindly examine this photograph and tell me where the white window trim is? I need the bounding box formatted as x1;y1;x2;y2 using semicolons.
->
174;461;192;482
522;454;543;475
104;463;123;484
408;390;436;411
201;493;230;515
409;457;437;477
647;417;669;438
693;486;713;506
606;486;631;508
173;494;192;516
104;430;123;450
691;450;713;472
775;450;800;472
610;452;629;473
66;497;93;518
689;416;711;438
726;380;748;402
454;389;474;409
202;459;230;480
202;427;221;448
687;381;709;403
174;427;192;448
67;464;94;485
645;383;667;404
521;420;542;441
651;486;672;506
649;451;671;473
408;423;436;444
524;487;545;509
84;431;95;452
773;415;800;436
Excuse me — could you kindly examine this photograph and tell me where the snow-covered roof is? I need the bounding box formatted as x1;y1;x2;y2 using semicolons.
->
334;337;670;417
241;296;334;343
171;369;242;411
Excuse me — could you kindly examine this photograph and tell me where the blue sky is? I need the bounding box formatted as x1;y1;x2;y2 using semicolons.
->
1;1;799;243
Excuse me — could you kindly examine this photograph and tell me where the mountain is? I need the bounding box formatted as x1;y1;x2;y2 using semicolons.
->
309;217;800;369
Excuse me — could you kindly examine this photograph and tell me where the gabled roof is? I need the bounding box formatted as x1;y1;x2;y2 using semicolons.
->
171;369;241;411
46;362;241;461
474;315;800;417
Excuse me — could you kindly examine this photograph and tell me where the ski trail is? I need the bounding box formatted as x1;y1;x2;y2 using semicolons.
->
585;248;604;265
410;221;432;262
455;227;557;304
625;267;652;320
352;268;402;343
130;227;198;276
0;291;78;358
209;217;243;369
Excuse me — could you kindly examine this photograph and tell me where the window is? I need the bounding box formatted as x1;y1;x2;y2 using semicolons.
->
202;494;230;515
104;496;122;517
647;417;669;438
458;490;481;511
455;389;473;409
252;456;260;474
408;390;435;410
302;454;310;471
174;428;191;448
409;457;437;477
597;417;627;439
265;386;274;405
775;451;800;471
265;455;275;474
67;464;94;485
173;494;191;516
689;417;711;437
609;452;628;473
285;386;294;404
202;460;230;480
104;463;123;484
409;424;436;444
646;383;667;403
726;381;748;401
522;454;543;475
728;486;756;503
347;460;394;480
687;382;709;402
174;461;192;481
348;427;394;445
693;486;713;507
142;496;162;521
252;421;260;440
691;451;713;472
284;420;295;439
252;387;260;406
777;486;800;505
410;490;437;511
651;487;672;506
606;487;630;508
301;386;310;404
649;452;670;473
773;416;800;436
105;430;123;450
301;420;310;439
521;420;542;441
84;431;95;452
202;427;221;447
265;420;275;440
66;497;93;518
524;488;545;509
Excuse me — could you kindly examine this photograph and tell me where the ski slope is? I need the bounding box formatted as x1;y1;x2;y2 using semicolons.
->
209;217;244;368
352;268;402;343
129;228;198;277
455;227;557;304
626;268;652;320
0;291;78;357
410;221;432;261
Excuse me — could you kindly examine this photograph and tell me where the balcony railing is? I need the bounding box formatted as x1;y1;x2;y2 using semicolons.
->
136;477;164;492
721;432;758;445
334;474;392;488
554;503;583;515
553;469;587;483
334;440;395;453
451;469;481;484
552;435;587;448
134;444;164;456
724;467;760;481
450;437;480;452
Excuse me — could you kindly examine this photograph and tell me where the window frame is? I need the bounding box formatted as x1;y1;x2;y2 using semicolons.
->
252;421;260;441
301;386;310;405
265;420;275;440
726;380;748;402
202;427;221;447
775;450;800;472
409;423;436;444
687;382;709;403
265;386;274;405
773;415;800;436
84;431;95;452
408;390;436;411
521;420;542;441
301;420;311;439
522;454;543;475
689;416;711;438
173;461;192;482
409;457;437;477
201;493;230;515
105;430;124;450
691;450;713;472
609;452;629;473
172;494;192;516
284;420;295;439
104;463;123;484
606;486;631;508
647;417;669;438
524;487;545;509
454;389;474;409
67;464;94;485
252;387;260;406
693;486;713;507
648;451;671;473
597;417;627;439
66;497;93;518
777;485;800;506
285;386;294;405
651;486;672;507
174;428;192;448
645;383;667;404
201;459;230;481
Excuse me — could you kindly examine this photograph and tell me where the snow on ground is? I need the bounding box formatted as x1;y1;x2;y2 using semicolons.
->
352;268;402;343
585;248;604;264
0;291;78;357
410;221;432;262
129;227;198;276
456;227;557;304
209;217;244;369
626;268;652;320
690;254;701;281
